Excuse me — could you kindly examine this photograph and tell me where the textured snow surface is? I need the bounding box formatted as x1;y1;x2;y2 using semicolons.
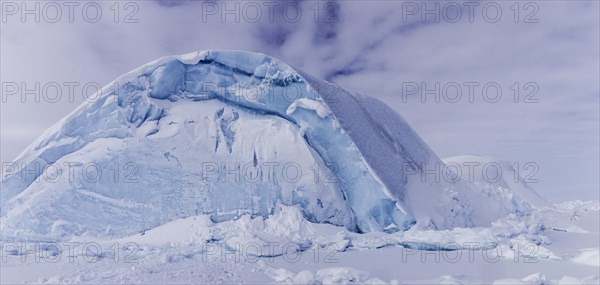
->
1;51;545;240
1;201;599;284
571;248;600;267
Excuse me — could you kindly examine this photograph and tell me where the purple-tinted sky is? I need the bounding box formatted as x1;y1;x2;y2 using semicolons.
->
1;0;599;201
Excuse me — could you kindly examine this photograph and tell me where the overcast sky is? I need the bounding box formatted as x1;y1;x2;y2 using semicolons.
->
1;0;599;202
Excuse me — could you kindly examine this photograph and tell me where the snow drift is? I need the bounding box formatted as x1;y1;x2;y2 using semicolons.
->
0;51;546;240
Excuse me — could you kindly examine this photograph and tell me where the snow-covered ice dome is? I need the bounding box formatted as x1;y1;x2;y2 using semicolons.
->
0;50;545;241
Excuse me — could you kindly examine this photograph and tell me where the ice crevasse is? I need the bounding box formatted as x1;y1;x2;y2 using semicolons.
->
0;51;544;240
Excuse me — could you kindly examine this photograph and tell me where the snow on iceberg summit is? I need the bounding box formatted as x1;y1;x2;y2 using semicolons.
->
1;50;540;240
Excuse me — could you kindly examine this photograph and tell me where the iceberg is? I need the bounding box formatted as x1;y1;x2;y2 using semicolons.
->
443;155;553;210
0;51;542;240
